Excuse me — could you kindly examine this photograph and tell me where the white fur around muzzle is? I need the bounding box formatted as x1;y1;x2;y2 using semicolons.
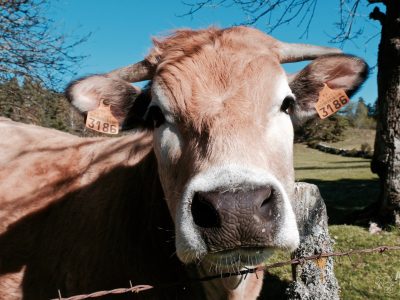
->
175;165;300;264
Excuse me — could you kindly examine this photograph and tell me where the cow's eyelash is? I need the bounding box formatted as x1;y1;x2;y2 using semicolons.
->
146;106;165;128
280;95;295;114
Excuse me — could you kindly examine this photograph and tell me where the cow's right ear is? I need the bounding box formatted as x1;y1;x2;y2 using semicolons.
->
288;54;368;126
66;75;151;129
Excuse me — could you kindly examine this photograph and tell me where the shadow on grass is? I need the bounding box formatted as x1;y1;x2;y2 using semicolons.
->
299;178;380;225
259;272;290;300
296;165;369;170
329;160;369;164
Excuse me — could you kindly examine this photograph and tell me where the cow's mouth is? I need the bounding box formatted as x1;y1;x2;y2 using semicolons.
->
202;246;273;271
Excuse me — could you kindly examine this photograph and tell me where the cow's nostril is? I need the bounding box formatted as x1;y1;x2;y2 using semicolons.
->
260;188;273;208
191;192;221;228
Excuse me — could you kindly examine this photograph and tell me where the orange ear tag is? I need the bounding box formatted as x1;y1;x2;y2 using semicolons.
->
85;101;119;134
314;84;350;119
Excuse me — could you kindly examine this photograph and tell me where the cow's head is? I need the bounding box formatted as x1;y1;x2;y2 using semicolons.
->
66;27;367;271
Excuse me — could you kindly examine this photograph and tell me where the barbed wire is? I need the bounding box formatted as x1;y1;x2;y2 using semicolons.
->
53;245;400;300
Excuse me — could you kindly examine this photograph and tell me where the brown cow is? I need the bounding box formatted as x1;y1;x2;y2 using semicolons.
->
0;27;368;299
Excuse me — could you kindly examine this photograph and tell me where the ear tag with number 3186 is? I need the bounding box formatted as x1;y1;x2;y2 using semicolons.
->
314;84;350;119
85;100;119;135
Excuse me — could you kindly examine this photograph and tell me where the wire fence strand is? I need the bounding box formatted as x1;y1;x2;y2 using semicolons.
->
52;245;400;300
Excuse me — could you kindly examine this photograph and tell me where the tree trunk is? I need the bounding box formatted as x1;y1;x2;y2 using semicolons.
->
371;0;400;226
286;183;340;300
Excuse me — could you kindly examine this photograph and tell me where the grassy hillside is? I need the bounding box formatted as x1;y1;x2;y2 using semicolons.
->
294;143;377;181
322;128;376;151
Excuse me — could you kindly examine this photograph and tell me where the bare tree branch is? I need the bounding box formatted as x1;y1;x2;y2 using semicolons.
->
0;0;90;90
329;0;363;45
180;0;374;46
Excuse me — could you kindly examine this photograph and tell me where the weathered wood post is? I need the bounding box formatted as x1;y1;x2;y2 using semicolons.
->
286;182;340;299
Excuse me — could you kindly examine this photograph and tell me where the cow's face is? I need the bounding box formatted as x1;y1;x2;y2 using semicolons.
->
67;27;368;271
149;41;298;268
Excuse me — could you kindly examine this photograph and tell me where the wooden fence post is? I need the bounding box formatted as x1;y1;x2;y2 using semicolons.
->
286;182;340;299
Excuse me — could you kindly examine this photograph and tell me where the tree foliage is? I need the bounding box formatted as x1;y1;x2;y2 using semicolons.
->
0;78;87;134
295;114;350;143
366;100;378;119
0;0;89;89
346;97;377;129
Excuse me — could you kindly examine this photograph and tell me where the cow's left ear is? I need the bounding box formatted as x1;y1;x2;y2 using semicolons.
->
288;54;368;125
66;75;151;130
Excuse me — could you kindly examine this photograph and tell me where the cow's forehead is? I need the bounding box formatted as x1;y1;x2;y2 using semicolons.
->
150;28;289;132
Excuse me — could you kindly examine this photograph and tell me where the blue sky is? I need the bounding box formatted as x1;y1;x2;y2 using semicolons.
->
48;0;381;104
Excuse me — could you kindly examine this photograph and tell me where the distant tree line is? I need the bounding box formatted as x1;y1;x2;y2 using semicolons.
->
295;97;377;143
0;78;87;135
342;97;377;127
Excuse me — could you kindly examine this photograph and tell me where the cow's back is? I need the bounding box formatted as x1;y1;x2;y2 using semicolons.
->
0;119;202;299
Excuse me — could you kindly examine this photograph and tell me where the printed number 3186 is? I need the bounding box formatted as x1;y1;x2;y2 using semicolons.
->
319;96;348;118
87;117;117;133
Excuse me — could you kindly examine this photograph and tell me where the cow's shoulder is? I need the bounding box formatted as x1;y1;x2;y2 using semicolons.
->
0;119;153;232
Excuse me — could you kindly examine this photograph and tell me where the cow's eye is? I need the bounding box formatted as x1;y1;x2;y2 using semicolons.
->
281;95;295;114
147;106;165;128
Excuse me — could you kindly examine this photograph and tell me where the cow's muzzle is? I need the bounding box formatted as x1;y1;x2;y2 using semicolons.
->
191;187;281;252
175;166;299;265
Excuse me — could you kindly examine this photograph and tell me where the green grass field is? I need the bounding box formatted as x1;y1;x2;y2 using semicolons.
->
294;144;379;224
260;143;400;299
